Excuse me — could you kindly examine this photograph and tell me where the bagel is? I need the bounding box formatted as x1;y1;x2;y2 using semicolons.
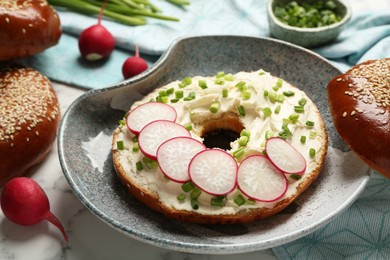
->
0;66;60;185
112;69;328;224
0;0;61;60
327;58;390;178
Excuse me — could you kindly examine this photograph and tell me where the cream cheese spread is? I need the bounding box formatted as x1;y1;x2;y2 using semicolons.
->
112;69;327;216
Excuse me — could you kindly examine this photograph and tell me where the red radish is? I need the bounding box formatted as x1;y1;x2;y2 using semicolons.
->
78;0;115;61
138;120;190;160
157;137;206;183
1;177;68;242
126;102;177;135
237;155;288;202
189;149;238;196
265;137;306;174
122;45;149;79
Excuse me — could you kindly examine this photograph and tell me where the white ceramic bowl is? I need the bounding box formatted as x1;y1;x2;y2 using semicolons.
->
267;0;352;48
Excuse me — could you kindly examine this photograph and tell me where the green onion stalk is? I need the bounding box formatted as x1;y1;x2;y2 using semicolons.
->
48;0;190;26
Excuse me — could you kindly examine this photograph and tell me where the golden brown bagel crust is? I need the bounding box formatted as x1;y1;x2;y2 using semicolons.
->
0;0;61;60
327;58;390;178
0;66;60;185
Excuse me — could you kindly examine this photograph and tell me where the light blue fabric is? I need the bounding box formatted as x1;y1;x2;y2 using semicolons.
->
15;1;390;258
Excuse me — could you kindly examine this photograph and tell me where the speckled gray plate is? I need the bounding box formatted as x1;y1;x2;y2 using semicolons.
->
58;35;370;254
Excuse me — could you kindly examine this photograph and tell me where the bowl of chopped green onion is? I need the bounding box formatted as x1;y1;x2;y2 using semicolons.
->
267;0;351;48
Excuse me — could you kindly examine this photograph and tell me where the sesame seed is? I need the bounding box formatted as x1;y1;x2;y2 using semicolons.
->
342;112;347;117
337;78;342;82
351;111;356;116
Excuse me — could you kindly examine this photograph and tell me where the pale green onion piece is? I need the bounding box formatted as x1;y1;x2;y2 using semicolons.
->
179;77;192;88
238;136;249;146
177;194;186;202
300;135;307;144
119;119;126;126
294;106;304;113
117;140;124;150
216;71;225;78
159;90;167;97
263;90;269;97
265;130;273;140
241;91;251;100
268;91;277;103
210;102;220;113
234;194;246;206
246;199;256;205
310;131;317;139
238;105;246;116
132;142;139;152
240;129;250;138
175;90;184;99
182;181;195;192
277;94;285;103
299;98;307;107
283;90;295;97
289;113;299;124
274;105;281;114
224;73;234;81
198;80;208;89
184;123;193;131
222;88;228;98
233;147;245;158
214;78;225;85
309;148;316;157
211;196;225;207
161;96;169;103
263;107;272;118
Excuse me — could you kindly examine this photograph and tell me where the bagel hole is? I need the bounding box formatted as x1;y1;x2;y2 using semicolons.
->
201;115;244;150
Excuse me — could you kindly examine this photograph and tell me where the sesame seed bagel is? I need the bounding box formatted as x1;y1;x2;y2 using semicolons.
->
112;70;328;224
0;0;61;60
0;66;60;185
327;58;390;178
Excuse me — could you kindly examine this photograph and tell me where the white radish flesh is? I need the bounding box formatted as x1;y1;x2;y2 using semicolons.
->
126;102;177;134
138;120;190;160
265;137;306;174
189;149;238;196
237;155;288;202
157;137;206;183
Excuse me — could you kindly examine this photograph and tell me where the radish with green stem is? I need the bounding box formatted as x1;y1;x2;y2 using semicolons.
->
1;177;68;242
78;0;115;61
122;45;149;79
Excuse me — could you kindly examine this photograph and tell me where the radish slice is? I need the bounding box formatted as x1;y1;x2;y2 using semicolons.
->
189;149;238;196
157;137;206;183
265;137;306;174
126;102;177;134
138;120;190;160
237;155;288;202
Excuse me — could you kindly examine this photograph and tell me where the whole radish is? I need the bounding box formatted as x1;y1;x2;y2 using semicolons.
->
122;45;149;79
1;177;68;242
78;0;115;61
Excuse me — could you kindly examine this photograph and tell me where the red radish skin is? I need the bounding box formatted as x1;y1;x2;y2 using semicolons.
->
157;137;206;183
126;102;177;135
265;137;307;175
237;155;288;202
138;120;191;160
122;45;149;79
188;149;238;196
78;0;115;61
1;177;68;242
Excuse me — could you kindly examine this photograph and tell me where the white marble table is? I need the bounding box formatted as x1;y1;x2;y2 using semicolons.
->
1;1;389;259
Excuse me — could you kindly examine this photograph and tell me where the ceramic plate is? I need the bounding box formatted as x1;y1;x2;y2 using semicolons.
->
58;35;370;254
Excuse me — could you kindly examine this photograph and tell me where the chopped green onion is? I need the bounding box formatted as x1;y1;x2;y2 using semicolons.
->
277;94;285;103
268;91;277;103
179;77;192;88
216;71;225;78
160;96;169;103
289;113;299;124
119;119;126;126
238;105;246;116
306;120;315;127
190;188;201;199
182;181;195;192
224;73;234;81
263;107;272;118
240;129;250;138
234;194;246;206
294;106;305;113
310;131;317;139
309;148;316;157
211;196;226;207
183;92;196;101
299;98;307;107
170;98;180;103
241;91;251;100
265;130;273;140
300;135;307;144
198;80;208;89
132;136;138;142
235;81;246;90
214;78;225;85
116;140;124;150
246;199;256;205
263;90;269;97
191;198;199;210
175;90;184;99
233;147;245;158
210;102;220;113
274;105;281;114
238;136;249;146
283;90;295;97
142;156;158;169
276;78;283;88
159;90;167;97
136;161;143;171
258;71;265;76
222;88;228;98
167;87;174;95
177;194;186;202
290;174;302;180
184;123;193;131
132;142;139;152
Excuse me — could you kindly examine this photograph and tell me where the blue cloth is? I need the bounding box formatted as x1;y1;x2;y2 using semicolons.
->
16;1;390;258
